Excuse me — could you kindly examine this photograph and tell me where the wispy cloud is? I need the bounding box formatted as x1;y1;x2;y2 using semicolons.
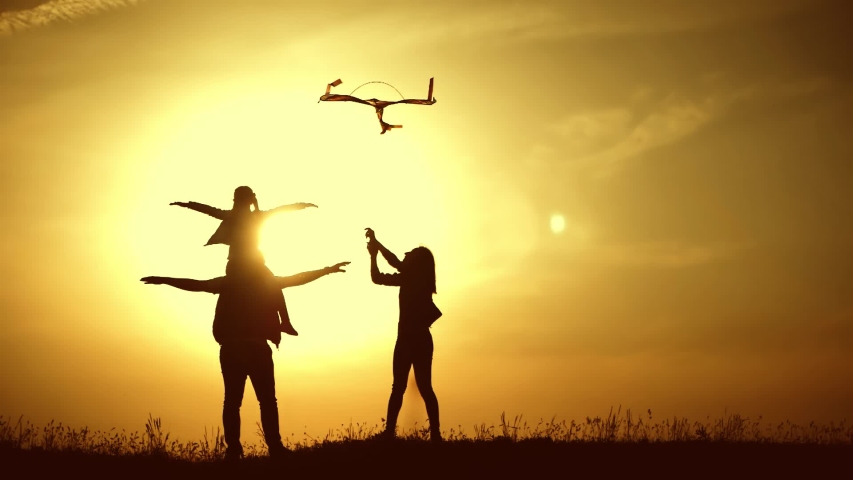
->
280;0;822;54
0;0;144;35
534;76;838;179
315;0;819;48
549;108;633;157
587;95;719;179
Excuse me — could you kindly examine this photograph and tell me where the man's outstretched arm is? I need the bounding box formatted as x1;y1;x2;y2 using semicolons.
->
140;276;222;293
275;262;350;288
170;201;229;220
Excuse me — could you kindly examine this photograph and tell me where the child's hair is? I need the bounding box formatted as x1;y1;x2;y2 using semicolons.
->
407;246;437;294
233;186;259;211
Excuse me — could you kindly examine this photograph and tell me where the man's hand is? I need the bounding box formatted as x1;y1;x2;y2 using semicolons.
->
170;202;189;207
140;276;165;285
365;227;376;242
326;262;351;273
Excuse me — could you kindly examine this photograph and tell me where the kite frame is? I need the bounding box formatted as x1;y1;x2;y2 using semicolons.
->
319;78;436;134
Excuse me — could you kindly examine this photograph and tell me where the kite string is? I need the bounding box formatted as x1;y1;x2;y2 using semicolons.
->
349;81;405;99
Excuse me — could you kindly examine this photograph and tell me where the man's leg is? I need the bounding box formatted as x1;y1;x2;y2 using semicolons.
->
412;334;441;441
220;344;248;458
385;338;413;437
247;343;288;456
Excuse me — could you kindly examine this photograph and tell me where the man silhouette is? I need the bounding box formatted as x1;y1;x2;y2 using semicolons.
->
141;260;350;460
170;186;318;336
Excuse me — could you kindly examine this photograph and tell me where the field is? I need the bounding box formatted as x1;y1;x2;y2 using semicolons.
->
2;408;851;478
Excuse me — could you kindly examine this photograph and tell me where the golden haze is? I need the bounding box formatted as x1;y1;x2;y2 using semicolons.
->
0;0;851;441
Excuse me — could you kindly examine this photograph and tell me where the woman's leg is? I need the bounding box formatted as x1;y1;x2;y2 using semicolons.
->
385;338;413;435
412;333;440;440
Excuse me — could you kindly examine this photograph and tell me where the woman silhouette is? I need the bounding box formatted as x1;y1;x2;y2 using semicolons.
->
366;228;442;441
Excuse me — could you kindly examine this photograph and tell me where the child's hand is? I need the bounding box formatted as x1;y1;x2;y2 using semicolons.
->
296;202;318;209
140;276;165;285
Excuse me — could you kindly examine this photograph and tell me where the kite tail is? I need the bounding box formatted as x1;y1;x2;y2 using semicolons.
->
380;121;402;134
377;108;402;134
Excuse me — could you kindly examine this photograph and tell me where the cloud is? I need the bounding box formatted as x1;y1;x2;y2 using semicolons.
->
0;0;144;35
549;108;633;156
535;76;839;179
0;1;52;15
318;0;818;48
525;95;719;180
588;95;719;178
513;0;816;41
278;0;821;54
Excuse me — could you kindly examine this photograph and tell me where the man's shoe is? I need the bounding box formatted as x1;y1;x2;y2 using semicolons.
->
268;443;292;459
280;321;299;336
224;447;243;462
368;429;396;442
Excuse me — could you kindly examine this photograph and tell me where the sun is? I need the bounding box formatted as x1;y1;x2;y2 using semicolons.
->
118;82;454;363
550;214;565;234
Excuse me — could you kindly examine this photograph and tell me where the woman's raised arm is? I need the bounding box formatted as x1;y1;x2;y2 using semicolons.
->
365;228;402;270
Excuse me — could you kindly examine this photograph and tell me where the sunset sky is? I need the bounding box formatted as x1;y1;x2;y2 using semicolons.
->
1;0;851;443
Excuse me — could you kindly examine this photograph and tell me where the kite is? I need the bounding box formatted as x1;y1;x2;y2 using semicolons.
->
318;78;437;134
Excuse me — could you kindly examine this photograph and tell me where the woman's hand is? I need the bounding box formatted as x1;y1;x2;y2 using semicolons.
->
140;276;165;285
365;228;379;255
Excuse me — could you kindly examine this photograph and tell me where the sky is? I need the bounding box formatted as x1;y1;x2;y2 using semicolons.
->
1;0;851;443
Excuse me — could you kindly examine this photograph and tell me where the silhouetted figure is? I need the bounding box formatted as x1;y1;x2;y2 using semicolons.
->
171;186;317;336
365;228;442;441
141;260;349;460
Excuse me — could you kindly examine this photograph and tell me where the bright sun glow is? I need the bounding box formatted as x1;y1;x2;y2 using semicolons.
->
106;76;542;377
117;81;455;363
550;214;565;234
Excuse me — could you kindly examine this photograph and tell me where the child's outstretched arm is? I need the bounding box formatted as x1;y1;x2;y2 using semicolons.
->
140;276;222;293
263;202;318;217
275;262;350;288
170;201;229;220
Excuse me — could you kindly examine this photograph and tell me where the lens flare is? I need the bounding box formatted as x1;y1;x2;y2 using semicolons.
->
550;214;565;234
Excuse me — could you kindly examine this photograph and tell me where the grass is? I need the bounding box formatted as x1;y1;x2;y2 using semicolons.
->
2;407;851;477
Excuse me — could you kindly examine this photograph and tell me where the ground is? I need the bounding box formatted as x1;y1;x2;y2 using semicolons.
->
2;440;850;479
